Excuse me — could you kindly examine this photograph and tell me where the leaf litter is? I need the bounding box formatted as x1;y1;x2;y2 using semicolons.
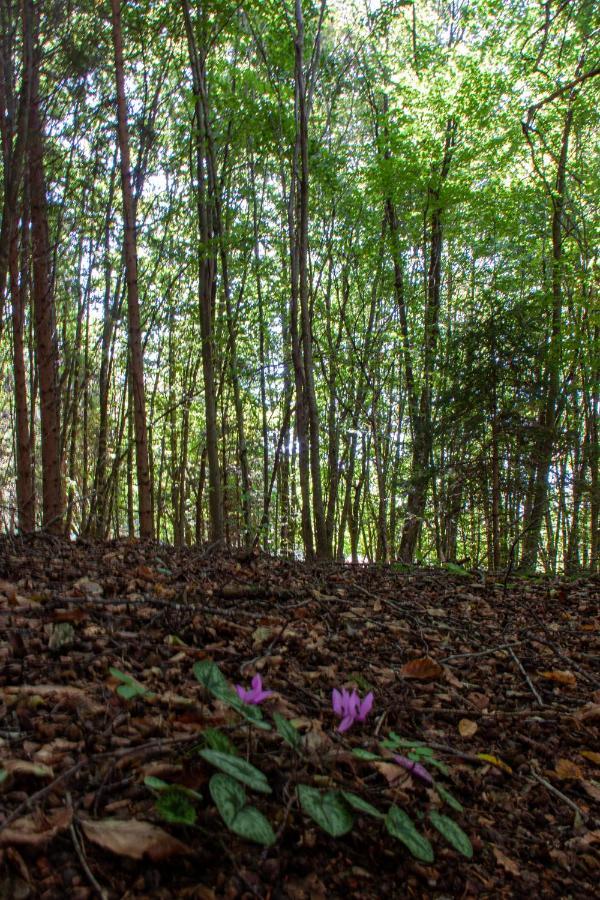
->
0;534;599;898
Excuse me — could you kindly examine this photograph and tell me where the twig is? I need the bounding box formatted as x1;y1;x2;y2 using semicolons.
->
66;792;108;900
509;647;544;707
529;768;587;823
441;642;522;662
0;734;200;833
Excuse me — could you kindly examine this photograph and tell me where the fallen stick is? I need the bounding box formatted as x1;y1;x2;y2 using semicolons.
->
509;646;544;707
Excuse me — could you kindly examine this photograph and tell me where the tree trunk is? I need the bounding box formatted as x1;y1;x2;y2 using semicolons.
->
519;98;574;570
110;0;153;538
27;0;62;532
181;0;224;544
10;210;35;531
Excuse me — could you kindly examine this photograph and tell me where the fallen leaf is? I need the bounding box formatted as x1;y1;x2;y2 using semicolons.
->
373;760;408;784
1;685;102;714
0;580;18;605
400;657;443;681
574;704;600;723
581;780;600;802
538;670;577;686
477;754;512;774
2;760;54;780
467;692;490;711
458;719;478;738
0;808;72;848
74;577;103;597
80;818;191;861
554;758;584;780
252;626;274;648
493;846;520;876
580;751;600;766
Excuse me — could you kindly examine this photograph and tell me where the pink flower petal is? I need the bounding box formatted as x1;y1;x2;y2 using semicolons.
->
338;714;355;733
394;754;433;784
332;688;343;715
357;692;373;720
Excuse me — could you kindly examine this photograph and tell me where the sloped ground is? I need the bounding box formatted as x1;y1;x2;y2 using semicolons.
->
0;534;599;899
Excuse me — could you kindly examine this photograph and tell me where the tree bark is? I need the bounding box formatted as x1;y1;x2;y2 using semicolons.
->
519;98;575;570
27;0;63;533
181;0;224;544
110;0;153;539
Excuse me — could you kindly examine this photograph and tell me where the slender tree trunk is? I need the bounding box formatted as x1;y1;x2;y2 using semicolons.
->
181;0;224;543
110;0;153;538
10;213;34;531
294;0;328;558
520;99;574;570
27;0;62;532
397;119;455;562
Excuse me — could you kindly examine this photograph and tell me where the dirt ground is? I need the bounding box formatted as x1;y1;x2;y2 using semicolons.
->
1;534;599;898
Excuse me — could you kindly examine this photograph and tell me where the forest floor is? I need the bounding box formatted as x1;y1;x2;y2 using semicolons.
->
0;535;599;899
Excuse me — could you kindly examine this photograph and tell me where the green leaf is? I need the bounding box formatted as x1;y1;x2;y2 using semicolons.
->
444;562;469;577
146;776;202;802
203;728;239;755
144;775;170;791
0;769;8;785
433;782;464;812
340;791;384;819
351;748;381;760
193;660;235;701
407;746;434;759
210;775;275;846
296;785;353;837
380;733;429;750
198;749;271;794
273;712;300;750
193;661;271;730
228;805;276;846
109;667;152;700
385;806;434;863
428;810;473;858
209;773;247;824
426;757;450;776
155;788;197;825
235;699;271;731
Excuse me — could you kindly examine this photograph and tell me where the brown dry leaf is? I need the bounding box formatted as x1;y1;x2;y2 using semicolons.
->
400;657;443;681
566;830;600;851
574;704;600;723
554;758;584;780
580;751;600;766
0;807;72;848
538;669;577;686
581;780;600;802
1;684;103;714
444;670;464;689
373;761;406;784
153;583;176;600
80;818;191;861
458;718;478;738
2;760;54;780
302;721;332;755
73;577;103;597
467;692;491;711
493;846;520;876
0;580;18;604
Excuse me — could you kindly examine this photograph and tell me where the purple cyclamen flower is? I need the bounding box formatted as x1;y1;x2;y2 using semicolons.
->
235;674;273;705
394;754;433;785
332;687;373;733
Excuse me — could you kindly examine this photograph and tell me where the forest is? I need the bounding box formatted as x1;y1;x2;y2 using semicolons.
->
0;0;597;572
0;1;599;898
